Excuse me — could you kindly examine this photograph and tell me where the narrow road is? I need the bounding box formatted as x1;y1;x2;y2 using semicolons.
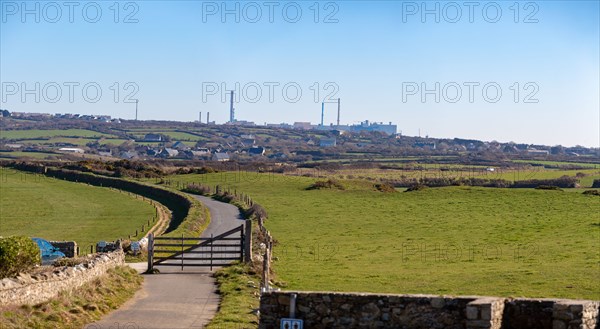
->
88;195;245;329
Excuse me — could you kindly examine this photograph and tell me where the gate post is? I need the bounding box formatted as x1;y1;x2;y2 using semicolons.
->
147;233;154;273
244;220;252;263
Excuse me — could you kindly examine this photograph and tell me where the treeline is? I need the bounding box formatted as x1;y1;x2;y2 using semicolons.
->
5;162;207;234
383;176;579;189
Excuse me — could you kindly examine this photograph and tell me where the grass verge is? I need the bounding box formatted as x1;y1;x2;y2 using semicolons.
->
0;266;143;329
205;263;260;329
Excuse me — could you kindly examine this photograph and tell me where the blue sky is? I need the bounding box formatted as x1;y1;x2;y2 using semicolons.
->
1;1;599;147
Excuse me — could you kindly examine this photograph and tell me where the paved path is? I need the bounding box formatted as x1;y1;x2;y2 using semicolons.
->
89;195;244;329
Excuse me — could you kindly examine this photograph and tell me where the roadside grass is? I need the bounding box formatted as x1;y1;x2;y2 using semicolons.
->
0;169;156;250
205;263;260;329
165;172;600;300
0;266;142;329
0;129;115;140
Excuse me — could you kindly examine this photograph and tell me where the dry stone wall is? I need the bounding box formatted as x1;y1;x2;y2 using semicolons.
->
260;291;600;329
0;251;124;306
50;241;78;258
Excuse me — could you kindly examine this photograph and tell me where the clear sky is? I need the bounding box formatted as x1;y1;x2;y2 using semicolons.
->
1;1;598;147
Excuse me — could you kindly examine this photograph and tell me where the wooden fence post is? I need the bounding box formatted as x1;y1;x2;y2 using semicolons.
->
147;233;154;273
210;233;214;271
244;220;252;263
181;234;184;271
262;248;270;292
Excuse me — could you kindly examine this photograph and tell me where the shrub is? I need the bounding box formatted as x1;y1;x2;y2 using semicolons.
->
195;166;216;174
306;179;345;190
245;204;268;220
405;184;428;192
582;190;600;196
183;183;211;195
374;183;396;193
592;179;600;188
535;185;563;191
511;176;578;188
0;236;40;279
214;191;238;203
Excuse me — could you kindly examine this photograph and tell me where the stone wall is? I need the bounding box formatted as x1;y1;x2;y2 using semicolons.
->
259;291;600;329
0;250;124;306
50;241;78;258
260;291;475;329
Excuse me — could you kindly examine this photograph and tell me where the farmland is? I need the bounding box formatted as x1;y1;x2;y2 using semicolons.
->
0;168;156;250
0;129;116;140
161;172;600;300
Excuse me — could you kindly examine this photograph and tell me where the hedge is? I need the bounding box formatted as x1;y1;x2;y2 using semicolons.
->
0;236;40;279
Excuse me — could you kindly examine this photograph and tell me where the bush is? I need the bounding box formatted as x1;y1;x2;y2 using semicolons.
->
0;236;40;279
214;191;238;203
511;176;578;188
582;190;600;196
592;179;600;188
245;204;268;220
535;185;563;191
306;179;345;190
183;183;211;195
405;184;428;192
374;183;396;193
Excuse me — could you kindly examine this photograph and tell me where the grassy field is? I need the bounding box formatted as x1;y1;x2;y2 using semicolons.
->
512;160;600;168
309;167;600;188
0;129;115;140
0;169;155;250
163;172;600;300
0;152;59;160
131;130;206;141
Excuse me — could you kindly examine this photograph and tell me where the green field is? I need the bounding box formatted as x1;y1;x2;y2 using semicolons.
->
0;151;59;159
164;173;600;300
316;167;600;188
0;169;155;250
512;160;600;168
20;137;129;146
131;130;206;141
0;129;115;140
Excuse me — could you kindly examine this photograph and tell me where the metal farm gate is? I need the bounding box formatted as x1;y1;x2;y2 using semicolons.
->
147;224;250;272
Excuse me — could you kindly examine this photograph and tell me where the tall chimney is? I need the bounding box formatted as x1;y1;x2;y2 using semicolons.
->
321;102;324;126
336;98;340;126
207;112;210;124
229;90;235;123
199;111;202;123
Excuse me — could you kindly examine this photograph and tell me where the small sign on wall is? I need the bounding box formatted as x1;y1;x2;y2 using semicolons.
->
281;318;303;329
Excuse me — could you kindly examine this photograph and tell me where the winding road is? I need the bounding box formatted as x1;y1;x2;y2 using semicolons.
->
88;195;245;329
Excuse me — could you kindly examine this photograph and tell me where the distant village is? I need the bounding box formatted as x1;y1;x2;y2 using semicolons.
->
1;110;598;163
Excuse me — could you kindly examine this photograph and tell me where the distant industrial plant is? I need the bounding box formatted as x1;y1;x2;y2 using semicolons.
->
217;91;398;135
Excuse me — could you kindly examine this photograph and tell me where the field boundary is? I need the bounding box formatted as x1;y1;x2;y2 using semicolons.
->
260;291;600;329
2;164;210;239
0;251;124;307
